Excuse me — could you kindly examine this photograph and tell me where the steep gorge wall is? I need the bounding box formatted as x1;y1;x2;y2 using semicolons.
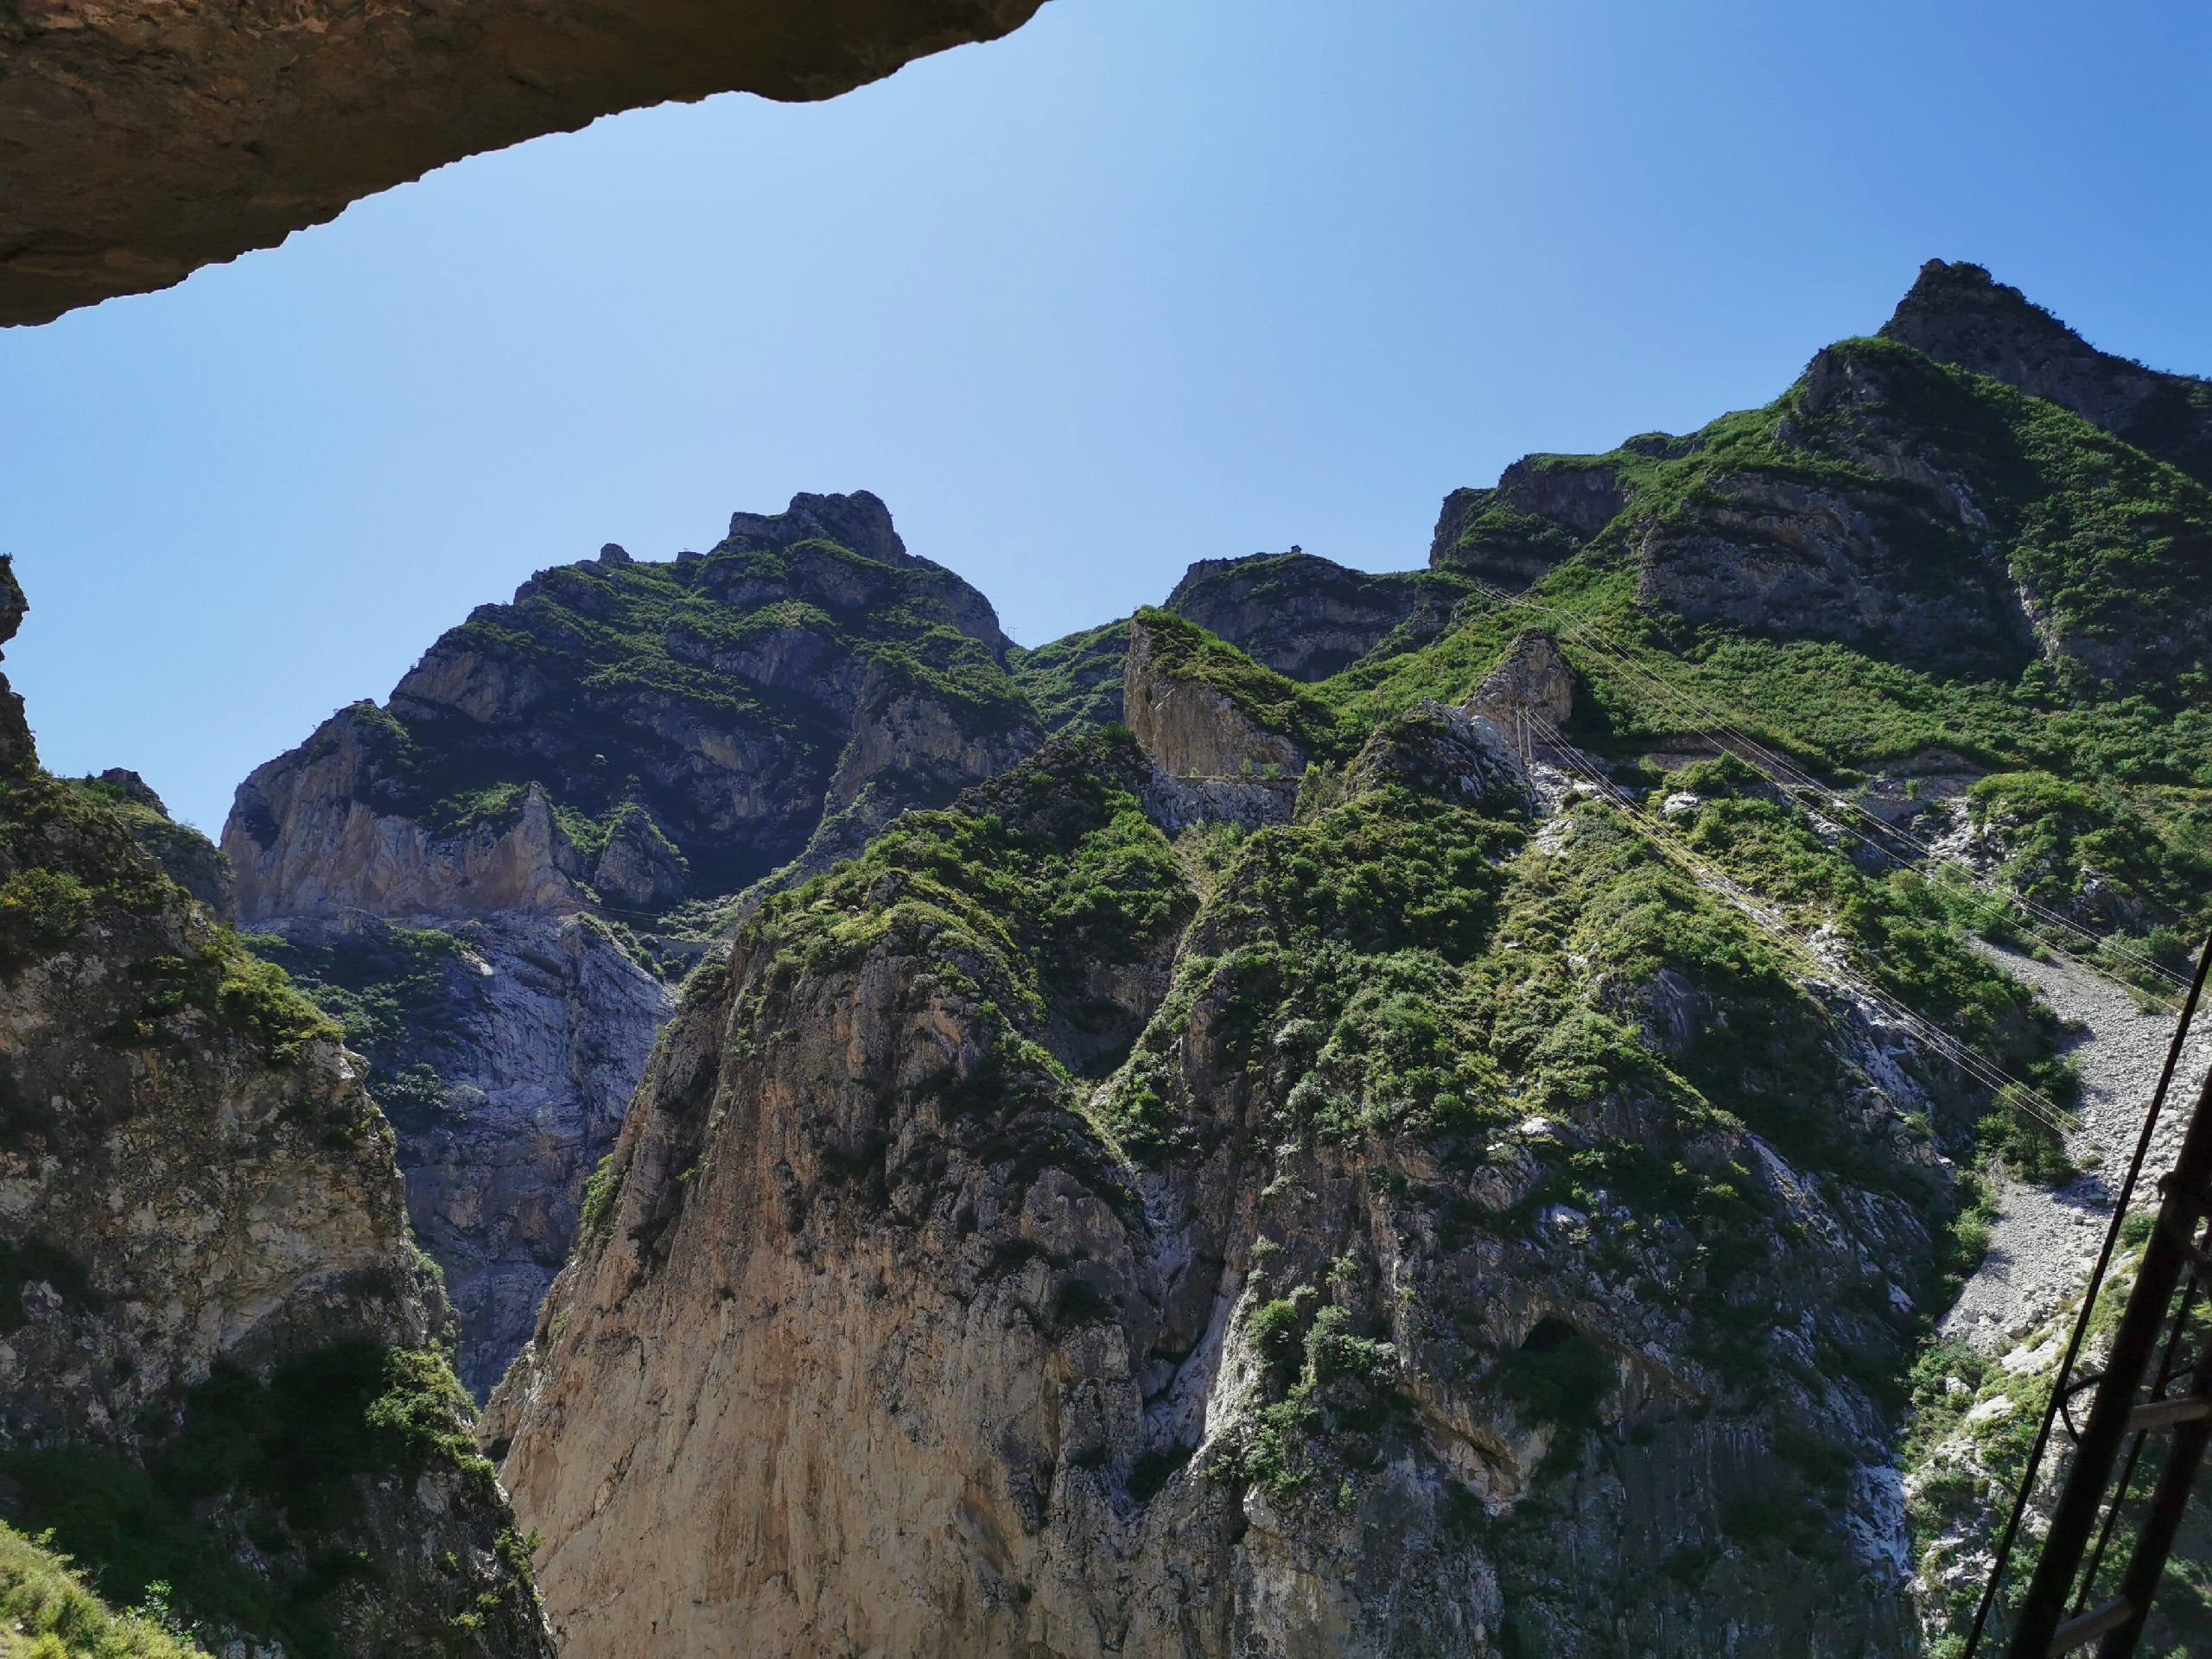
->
492;702;2011;1656
224;492;1037;1393
0;562;552;1657
0;0;1046;327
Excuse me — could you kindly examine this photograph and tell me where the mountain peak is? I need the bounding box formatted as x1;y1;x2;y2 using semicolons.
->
724;488;918;569
1879;259;2212;484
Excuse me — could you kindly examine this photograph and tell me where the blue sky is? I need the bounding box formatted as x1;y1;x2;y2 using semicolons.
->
3;0;2207;833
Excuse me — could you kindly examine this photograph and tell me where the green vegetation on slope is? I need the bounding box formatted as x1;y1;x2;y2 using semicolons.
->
1008;620;1128;736
241;924;472;1128
282;526;1036;905
0;1522;208;1659
1131;607;1349;760
0;1345;497;1659
741;727;1195;1029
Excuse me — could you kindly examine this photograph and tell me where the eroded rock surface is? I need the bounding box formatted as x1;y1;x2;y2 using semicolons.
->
0;0;1046;327
1122;612;1308;780
226;491;1033;1391
1165;552;1455;683
0;561;551;1657
249;910;675;1399
1459;627;1573;738
492;689;2022;1655
1429;453;1637;592
228;491;1030;918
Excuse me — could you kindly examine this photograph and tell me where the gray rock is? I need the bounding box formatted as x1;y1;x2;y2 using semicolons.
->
1881;259;2212;487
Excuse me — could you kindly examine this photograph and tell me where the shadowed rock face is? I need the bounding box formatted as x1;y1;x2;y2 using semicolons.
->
0;0;1046;327
1880;259;2212;488
1165;551;1453;683
1428;453;1637;592
0;563;553;1657
226;490;1030;920
223;490;1035;1395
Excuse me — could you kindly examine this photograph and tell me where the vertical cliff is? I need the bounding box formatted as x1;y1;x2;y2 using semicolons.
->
224;492;1040;1395
480;265;2212;1654
490;690;2052;1655
0;560;552;1658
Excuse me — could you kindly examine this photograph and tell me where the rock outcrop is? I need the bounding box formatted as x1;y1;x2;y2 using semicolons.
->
1880;259;2212;488
73;768;235;921
226;492;1037;1393
229;492;1031;919
1164;552;1456;683
1121;610;1313;780
249;911;675;1400
1626;334;2212;684
1459;627;1573;738
1345;697;1528;813
491;691;2014;1656
0;0;1046;327
1429;453;1636;591
0;561;552;1657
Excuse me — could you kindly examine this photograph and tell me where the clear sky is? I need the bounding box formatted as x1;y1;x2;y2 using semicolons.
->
3;0;2207;833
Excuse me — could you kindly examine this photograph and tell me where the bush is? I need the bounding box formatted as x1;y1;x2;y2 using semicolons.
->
0;1522;208;1658
0;869;94;962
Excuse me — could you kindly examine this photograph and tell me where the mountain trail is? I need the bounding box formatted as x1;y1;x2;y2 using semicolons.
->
1942;944;2212;1352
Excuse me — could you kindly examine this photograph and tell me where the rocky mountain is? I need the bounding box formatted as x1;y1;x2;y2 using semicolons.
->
1881;259;2212;489
1164;552;1464;683
224;491;1046;1397
468;264;2212;1657
0;560;554;1658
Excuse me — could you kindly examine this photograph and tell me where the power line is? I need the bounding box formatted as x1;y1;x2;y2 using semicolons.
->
1465;582;2188;996
1514;708;2075;1135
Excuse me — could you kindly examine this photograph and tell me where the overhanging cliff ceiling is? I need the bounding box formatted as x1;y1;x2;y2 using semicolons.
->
0;0;1046;327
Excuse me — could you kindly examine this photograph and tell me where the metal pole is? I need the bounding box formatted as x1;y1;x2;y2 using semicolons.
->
2094;1337;2212;1654
1967;938;2212;1657
2006;1065;2212;1657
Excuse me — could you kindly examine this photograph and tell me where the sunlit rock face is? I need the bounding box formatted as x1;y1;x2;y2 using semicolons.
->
0;0;1046;327
222;491;1038;1394
489;720;1942;1659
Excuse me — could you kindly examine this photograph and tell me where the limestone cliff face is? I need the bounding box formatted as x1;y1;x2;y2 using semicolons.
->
228;492;1031;918
251;911;676;1400
1122;613;1308;780
1626;334;2212;686
488;733;1216;1656
232;745;588;925
0;562;551;1658
0;0;1046;327
226;492;1032;1394
491;697;1999;1656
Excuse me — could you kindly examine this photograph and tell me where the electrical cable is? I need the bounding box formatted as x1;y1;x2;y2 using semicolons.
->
1960;935;2212;1656
1463;583;2189;995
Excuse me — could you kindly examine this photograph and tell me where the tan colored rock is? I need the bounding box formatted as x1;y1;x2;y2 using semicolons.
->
1122;613;1304;779
0;0;1046;326
1458;627;1573;740
489;933;1236;1657
227;715;587;922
